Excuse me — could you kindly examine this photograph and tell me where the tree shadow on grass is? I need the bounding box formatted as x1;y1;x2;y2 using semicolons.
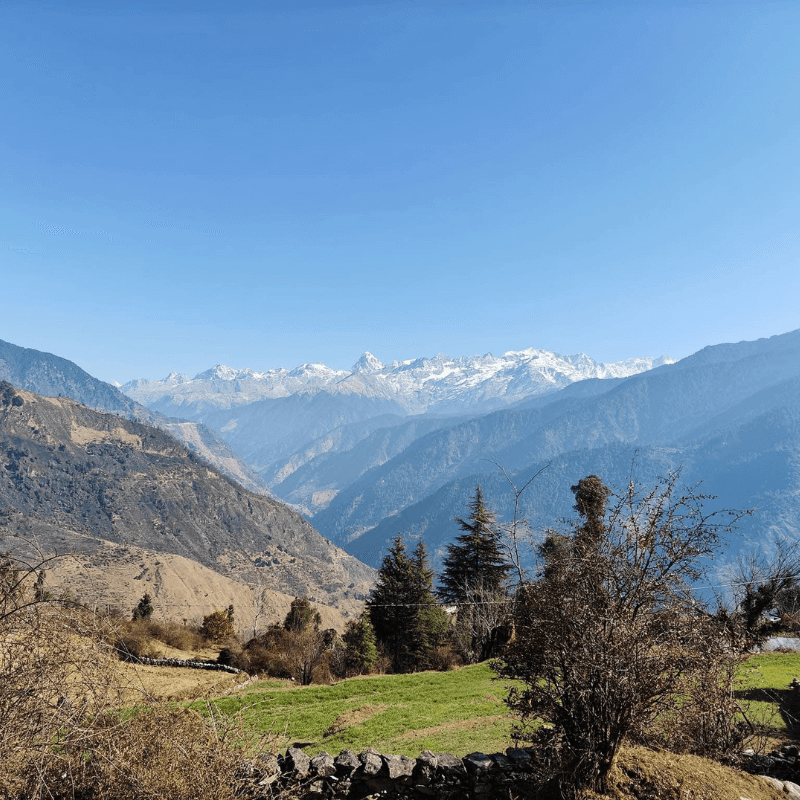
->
735;687;800;737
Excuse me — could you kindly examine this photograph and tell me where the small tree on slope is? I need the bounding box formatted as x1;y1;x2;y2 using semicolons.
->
341;611;378;676
368;535;448;672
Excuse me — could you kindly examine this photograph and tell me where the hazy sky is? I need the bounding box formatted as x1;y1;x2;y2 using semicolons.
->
2;1;798;384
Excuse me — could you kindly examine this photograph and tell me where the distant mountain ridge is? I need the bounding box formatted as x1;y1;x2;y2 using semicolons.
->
122;348;674;415
120;347;672;515
313;329;800;571
0;338;269;495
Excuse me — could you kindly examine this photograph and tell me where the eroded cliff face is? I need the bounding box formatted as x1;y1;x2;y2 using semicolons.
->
0;382;374;609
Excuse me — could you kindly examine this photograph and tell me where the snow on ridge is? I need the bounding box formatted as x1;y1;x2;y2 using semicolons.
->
122;347;672;412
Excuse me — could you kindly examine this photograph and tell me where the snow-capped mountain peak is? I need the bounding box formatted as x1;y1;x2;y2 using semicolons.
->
351;352;384;374
194;364;243;382
164;371;189;385
122;347;675;414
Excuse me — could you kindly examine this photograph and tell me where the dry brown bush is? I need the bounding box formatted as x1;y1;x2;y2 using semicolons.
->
237;622;338;684
113;617;209;658
1;556;124;797
111;626;162;662
0;553;280;800
25;705;276;800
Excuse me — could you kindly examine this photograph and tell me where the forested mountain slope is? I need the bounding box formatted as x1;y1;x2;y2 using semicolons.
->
313;330;800;569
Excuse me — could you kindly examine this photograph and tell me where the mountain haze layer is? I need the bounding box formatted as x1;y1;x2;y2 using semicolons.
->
123;348;671;514
124;349;673;415
319;330;800;570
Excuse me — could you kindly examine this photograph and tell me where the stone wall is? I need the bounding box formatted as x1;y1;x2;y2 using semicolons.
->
129;655;244;674
249;744;539;799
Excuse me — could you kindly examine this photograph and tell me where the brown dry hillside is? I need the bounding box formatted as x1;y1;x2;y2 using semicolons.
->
0;382;374;614
595;746;785;800
38;540;360;634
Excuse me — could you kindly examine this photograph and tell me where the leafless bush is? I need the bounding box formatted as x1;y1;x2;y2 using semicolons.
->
495;473;747;798
234;623;339;684
0;552;283;799
110;617;209;660
26;704;280;800
0;554;125;797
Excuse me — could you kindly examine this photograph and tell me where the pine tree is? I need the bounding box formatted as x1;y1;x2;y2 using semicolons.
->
341;611;378;676
368;535;446;672
132;593;154;621
438;486;511;604
438;487;512;662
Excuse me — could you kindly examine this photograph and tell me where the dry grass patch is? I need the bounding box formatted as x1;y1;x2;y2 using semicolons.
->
395;714;507;741
323;704;388;737
115;661;243;703
587;745;784;800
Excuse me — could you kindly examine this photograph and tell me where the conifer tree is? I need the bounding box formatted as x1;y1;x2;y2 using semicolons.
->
341;611;378;676
438;486;511;604
368;535;446;672
132;593;154;621
438;487;512;661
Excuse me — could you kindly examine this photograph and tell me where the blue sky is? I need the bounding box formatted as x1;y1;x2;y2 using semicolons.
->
2;1;799;384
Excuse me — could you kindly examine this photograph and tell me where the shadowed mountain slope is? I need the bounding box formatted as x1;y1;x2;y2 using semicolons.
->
311;330;800;569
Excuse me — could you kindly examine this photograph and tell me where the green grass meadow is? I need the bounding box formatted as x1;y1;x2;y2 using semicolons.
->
196;653;800;759
735;652;800;736
201;663;516;757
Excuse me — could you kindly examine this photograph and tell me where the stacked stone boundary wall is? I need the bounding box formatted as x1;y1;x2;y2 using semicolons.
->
249;745;540;799
126;655;244;674
246;744;800;800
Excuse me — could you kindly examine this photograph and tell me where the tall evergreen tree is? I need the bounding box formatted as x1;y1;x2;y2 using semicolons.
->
368;535;447;672
438;486;511;604
438;487;512;662
341;611;378;676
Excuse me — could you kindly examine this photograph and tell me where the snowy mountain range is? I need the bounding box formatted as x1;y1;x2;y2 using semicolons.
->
313;329;800;570
119;348;673;518
122;349;674;415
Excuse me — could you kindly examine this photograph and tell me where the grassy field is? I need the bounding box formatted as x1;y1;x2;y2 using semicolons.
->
191;652;800;760
736;652;800;738
200;663;517;757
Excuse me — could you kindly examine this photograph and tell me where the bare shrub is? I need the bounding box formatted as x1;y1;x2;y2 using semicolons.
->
237;623;337;684
495;473;746;797
640;651;751;760
0;555;125;797
149;619;207;652
0;552;282;799
28;705;272;800
111;626;162;661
